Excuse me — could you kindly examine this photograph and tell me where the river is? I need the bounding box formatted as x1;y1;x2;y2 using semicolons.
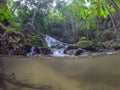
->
1;53;120;90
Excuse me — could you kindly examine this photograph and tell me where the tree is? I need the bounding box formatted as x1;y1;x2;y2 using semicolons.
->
31;0;41;25
108;0;120;17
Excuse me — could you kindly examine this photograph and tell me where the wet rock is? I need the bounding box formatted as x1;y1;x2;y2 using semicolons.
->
66;44;79;49
34;47;41;54
64;48;85;56
75;48;85;56
64;44;85;55
39;47;53;55
23;44;32;54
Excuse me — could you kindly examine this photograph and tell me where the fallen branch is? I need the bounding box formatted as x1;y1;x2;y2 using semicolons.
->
0;73;52;90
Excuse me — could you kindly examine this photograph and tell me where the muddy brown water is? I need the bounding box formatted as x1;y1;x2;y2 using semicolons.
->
1;53;120;90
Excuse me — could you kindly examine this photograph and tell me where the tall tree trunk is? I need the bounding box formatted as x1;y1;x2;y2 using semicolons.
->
31;0;41;25
104;3;117;36
108;0;120;17
96;17;102;41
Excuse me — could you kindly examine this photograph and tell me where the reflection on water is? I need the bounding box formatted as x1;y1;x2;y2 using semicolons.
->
1;53;120;90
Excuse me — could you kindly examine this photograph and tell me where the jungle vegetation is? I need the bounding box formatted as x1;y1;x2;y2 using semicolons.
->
0;0;120;43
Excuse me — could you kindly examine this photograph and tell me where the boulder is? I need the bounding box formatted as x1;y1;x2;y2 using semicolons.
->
77;40;93;48
0;29;26;55
39;47;53;55
64;44;85;55
23;44;32;54
21;23;47;46
16;45;53;56
77;40;105;51
75;48;85;55
104;39;120;50
77;40;94;51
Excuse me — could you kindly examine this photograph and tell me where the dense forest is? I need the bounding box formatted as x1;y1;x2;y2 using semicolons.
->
0;0;120;56
1;1;120;90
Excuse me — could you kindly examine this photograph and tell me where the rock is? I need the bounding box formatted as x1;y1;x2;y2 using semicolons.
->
75;48;85;55
21;23;47;46
77;40;105;51
21;23;36;37
39;47;53;55
34;47;41;54
64;44;85;55
66;44;79;49
104;39;120;50
23;44;32;54
0;29;26;55
77;40;94;51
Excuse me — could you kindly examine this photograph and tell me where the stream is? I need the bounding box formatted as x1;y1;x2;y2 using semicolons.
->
1;53;120;90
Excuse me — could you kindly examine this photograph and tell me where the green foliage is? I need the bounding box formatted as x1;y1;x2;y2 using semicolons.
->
117;33;120;38
44;9;66;35
0;22;16;33
92;42;105;51
2;0;120;45
102;29;116;41
113;44;120;50
0;8;14;23
79;36;87;41
27;33;47;47
34;10;46;33
28;34;40;46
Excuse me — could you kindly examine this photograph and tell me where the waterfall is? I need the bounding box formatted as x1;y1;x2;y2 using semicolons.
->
44;35;68;56
45;35;66;48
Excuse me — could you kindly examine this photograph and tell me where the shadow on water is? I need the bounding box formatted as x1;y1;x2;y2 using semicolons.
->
1;53;120;90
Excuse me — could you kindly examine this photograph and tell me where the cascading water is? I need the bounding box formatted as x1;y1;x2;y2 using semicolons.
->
44;35;68;56
45;35;66;48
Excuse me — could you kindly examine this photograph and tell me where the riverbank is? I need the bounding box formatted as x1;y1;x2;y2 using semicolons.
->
1;22;120;57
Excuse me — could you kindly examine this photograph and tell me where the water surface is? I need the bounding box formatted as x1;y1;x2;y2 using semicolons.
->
1;53;120;90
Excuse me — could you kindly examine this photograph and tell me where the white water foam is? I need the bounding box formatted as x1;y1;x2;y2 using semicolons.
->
44;35;68;57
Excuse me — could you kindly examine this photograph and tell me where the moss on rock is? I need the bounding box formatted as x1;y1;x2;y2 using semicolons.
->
21;23;47;47
113;44;120;50
77;40;93;49
77;40;105;51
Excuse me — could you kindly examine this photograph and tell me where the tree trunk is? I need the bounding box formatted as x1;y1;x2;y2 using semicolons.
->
108;0;120;17
31;0;41;25
104;3;117;36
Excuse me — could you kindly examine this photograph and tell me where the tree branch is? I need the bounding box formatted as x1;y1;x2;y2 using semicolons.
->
108;0;120;17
